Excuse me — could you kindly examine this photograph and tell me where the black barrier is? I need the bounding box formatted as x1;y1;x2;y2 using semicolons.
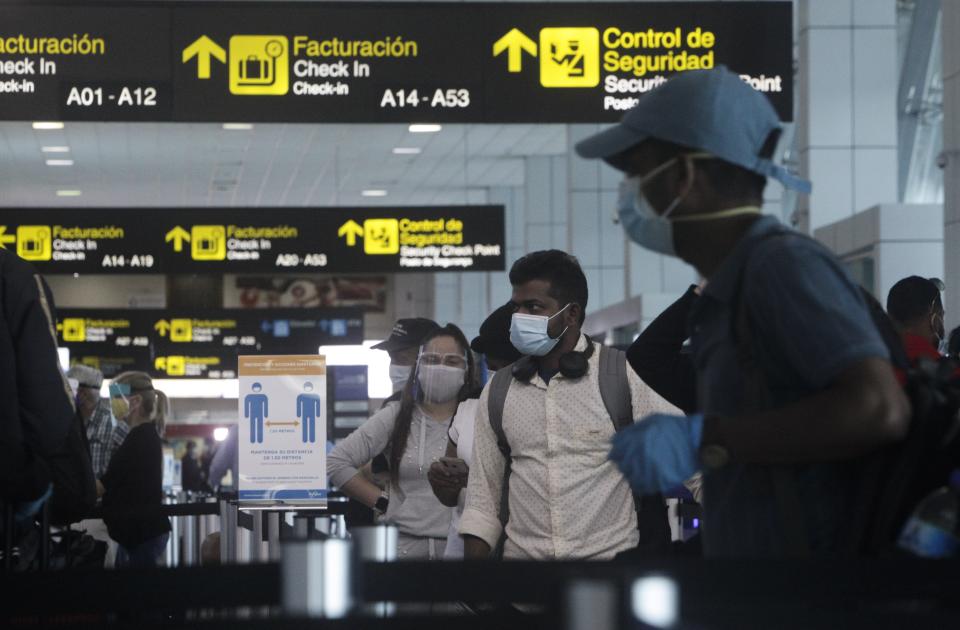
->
3;558;960;625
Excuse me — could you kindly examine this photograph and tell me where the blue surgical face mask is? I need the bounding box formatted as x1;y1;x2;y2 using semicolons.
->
510;304;570;357
617;154;760;256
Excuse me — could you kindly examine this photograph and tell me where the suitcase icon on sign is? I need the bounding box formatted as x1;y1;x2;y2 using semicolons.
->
229;36;289;95
239;54;274;85
237;39;284;86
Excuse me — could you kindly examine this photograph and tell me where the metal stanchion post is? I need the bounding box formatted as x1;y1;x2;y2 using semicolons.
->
237;510;251;564
282;539;352;619
565;580;618;630
220;500;237;564
182;514;198;566
352;525;398;618
267;512;281;562
294;514;308;539
167;508;181;568
251;510;264;562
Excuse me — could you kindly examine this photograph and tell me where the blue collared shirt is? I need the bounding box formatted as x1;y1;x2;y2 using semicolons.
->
689;215;890;556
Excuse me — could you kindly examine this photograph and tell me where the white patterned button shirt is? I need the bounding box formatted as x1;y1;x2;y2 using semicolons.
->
460;335;680;560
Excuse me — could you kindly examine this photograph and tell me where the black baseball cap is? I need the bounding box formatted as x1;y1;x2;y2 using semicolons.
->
471;303;521;363
372;318;441;352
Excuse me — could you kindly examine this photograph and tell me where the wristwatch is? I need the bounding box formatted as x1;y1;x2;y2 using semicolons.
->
373;494;389;516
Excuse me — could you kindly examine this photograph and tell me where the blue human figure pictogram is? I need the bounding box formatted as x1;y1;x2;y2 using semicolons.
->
244;382;269;444
296;382;322;444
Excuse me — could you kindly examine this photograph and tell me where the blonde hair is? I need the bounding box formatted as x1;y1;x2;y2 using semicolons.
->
111;371;156;421
153;390;170;437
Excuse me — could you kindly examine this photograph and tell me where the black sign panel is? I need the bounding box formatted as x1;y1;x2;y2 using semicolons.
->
0;2;793;122
58;307;363;378
0;206;505;274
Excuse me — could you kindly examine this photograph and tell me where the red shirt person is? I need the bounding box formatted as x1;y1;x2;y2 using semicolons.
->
886;276;953;376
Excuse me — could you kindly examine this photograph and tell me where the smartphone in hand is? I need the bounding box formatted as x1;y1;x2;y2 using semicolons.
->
439;456;468;475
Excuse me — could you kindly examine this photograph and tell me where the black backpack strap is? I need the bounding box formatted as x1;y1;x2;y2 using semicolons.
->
598;345;673;550
487;367;514;558
598;345;633;431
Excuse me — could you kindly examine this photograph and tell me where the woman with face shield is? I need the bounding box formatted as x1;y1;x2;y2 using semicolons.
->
100;371;171;567
327;324;476;559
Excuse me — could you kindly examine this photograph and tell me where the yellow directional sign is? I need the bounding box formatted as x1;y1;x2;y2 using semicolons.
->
165;226;191;252
229;35;289;96
16;226;52;261
493;28;538;73
539;28;600;88
363;219;400;255
191;225;226;260
154;320;171;337
170;318;193;343
0;226;15;249
62;318;86;342
338;220;364;247
155;356;187;376
182;35;227;79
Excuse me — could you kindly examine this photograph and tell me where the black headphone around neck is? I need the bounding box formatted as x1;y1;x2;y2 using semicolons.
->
511;335;595;382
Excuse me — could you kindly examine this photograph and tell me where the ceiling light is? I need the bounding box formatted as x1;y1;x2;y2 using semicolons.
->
392;147;422;155
361;189;388;197
408;124;442;133
42;146;70;153
56;189;82;197
222;123;254;131
46;159;74;166
33;121;64;130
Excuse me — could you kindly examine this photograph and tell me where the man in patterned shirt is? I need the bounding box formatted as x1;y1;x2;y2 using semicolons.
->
68;365;128;478
460;250;681;560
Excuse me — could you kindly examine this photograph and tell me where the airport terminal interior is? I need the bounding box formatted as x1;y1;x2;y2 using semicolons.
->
2;0;960;628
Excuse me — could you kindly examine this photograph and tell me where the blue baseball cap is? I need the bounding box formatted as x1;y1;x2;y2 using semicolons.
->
575;66;811;194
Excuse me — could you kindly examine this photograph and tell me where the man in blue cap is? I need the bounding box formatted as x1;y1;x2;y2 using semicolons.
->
577;66;910;556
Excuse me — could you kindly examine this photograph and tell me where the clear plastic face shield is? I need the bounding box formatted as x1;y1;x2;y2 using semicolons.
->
415;347;467;403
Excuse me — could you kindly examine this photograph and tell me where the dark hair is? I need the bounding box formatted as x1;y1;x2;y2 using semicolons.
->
387;324;476;485
509;250;589;324
948;327;960;360
886;276;943;327
643;137;772;202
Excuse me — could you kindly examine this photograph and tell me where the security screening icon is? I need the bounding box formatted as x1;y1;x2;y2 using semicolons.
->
492;26;600;88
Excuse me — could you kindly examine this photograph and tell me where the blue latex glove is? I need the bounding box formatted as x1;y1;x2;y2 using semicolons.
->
609;413;704;495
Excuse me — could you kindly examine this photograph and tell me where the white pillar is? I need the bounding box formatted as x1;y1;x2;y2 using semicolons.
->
943;1;960;329
798;0;898;233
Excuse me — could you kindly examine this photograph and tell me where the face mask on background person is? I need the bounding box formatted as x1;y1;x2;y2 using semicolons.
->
618;154;761;256
389;364;413;392
417;364;465;403
510;304;570;357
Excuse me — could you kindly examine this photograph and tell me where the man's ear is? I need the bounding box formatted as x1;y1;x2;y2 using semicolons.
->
566;303;583;328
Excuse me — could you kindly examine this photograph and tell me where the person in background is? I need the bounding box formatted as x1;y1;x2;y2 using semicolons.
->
948;326;960;362
429;303;519;558
328;324;476;559
576;66;909;556
100;371;171;568
0;248;76;526
373;318;441;407
181;441;206;492
886;276;948;363
626;284;700;414
460;251;682;560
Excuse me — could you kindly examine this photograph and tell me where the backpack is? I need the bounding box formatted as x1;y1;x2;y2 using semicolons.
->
732;229;960;555
486;344;671;557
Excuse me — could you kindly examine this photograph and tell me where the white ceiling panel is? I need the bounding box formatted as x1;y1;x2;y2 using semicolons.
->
0;121;567;207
